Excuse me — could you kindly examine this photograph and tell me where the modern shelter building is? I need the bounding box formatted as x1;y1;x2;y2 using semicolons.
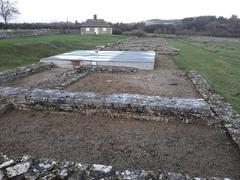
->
81;15;112;35
40;50;156;70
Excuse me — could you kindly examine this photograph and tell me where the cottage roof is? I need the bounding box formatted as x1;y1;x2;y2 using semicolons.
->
82;19;111;28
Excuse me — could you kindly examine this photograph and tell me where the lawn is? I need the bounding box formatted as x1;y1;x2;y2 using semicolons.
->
0;34;126;71
167;37;240;112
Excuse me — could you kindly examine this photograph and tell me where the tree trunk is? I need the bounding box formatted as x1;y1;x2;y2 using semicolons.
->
4;17;7;24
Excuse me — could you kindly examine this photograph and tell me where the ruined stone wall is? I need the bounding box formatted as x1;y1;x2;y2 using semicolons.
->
187;71;240;150
78;65;138;74
0;87;216;125
29;66;136;90
35;69;88;90
102;37;180;55
0;63;53;83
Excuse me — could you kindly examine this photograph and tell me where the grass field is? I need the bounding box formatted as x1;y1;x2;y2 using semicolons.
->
0;34;125;71
167;37;240;112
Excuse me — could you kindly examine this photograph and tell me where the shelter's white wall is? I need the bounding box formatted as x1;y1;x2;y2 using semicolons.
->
41;59;154;70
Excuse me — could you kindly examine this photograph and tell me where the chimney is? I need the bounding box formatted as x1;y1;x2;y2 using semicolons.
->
94;14;97;20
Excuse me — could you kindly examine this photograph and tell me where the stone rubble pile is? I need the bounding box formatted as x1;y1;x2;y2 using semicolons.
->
0;153;230;180
187;71;240;150
0;86;217;125
0;63;53;84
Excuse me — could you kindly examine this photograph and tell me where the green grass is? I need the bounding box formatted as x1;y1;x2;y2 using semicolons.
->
167;38;240;112
0;34;126;71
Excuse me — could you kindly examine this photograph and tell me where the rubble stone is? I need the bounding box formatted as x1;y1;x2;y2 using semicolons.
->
6;162;31;178
0;153;231;180
0;160;14;169
91;164;112;173
0;170;3;180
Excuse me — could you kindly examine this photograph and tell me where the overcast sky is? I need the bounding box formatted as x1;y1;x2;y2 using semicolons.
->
17;0;240;23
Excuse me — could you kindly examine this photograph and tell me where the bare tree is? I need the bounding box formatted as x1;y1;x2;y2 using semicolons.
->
0;0;20;24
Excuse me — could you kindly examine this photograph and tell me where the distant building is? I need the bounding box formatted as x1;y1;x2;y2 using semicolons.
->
81;15;112;35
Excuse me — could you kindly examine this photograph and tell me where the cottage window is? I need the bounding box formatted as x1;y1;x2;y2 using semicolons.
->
86;28;90;31
103;28;107;31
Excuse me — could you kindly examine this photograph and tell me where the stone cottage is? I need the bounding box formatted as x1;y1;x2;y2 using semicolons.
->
81;15;112;35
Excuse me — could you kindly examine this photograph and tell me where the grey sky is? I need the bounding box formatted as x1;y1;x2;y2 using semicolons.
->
17;0;240;23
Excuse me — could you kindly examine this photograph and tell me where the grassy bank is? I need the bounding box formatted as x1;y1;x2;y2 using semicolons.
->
167;38;240;112
0;34;125;71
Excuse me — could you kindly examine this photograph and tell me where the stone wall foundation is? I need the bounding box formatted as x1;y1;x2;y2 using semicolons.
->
187;71;240;150
0;87;217;125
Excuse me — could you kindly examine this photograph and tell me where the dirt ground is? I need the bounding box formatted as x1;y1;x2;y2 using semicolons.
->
1;68;63;88
66;54;199;98
0;110;239;178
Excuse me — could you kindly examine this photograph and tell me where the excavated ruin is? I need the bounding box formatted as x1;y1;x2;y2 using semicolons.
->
0;37;239;179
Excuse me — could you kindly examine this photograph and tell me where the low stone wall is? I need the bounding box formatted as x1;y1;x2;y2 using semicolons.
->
0;153;228;180
0;63;53;84
187;71;240;150
32;65;135;90
79;65;138;74
35;69;88;90
0;86;217;125
0;29;83;39
0;29;65;39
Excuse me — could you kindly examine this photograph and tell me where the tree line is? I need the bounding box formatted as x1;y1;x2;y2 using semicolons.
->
1;15;239;38
1;0;240;37
112;15;240;38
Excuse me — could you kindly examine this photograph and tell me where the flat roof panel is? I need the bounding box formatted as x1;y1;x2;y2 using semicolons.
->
41;50;156;63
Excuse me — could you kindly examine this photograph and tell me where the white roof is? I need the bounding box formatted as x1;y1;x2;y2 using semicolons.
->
41;50;156;63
